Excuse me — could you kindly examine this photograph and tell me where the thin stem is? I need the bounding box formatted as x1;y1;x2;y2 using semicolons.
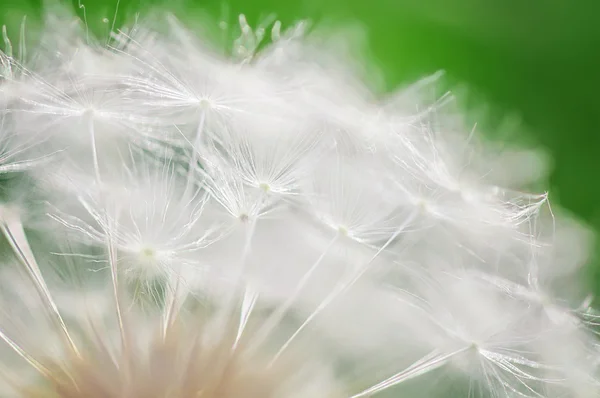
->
247;233;340;355
350;346;473;397
87;114;102;184
0;209;80;358
233;287;258;351
214;218;259;343
162;272;182;339
104;214;131;383
0;328;51;378
183;110;206;199
269;210;419;365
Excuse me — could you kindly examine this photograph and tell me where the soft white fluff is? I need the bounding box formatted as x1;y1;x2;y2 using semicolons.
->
0;6;598;398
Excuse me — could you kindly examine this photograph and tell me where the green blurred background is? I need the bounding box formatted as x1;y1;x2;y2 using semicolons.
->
2;0;600;294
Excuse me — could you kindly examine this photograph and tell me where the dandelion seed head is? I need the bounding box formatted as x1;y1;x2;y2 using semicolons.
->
0;6;597;398
15;318;337;398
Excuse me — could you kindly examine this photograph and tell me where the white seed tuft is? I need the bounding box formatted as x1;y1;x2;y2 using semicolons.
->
0;7;597;398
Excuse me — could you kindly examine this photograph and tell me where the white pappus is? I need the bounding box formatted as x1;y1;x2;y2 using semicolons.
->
0;4;598;398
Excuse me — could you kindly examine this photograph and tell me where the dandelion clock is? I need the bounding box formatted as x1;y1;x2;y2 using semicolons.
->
0;4;598;398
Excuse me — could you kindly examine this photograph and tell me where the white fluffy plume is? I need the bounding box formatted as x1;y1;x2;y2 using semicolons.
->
0;6;598;398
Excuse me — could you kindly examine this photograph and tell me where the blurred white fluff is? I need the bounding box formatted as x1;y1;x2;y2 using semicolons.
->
0;5;599;398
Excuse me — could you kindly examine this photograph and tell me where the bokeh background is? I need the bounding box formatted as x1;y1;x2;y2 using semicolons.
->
2;0;600;293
